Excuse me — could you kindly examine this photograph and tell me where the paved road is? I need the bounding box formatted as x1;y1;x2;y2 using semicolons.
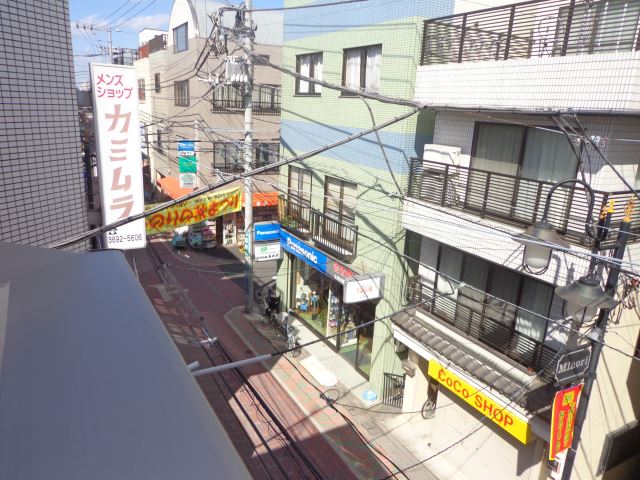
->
128;240;371;479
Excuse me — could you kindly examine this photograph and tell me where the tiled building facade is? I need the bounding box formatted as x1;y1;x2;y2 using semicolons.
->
0;0;87;249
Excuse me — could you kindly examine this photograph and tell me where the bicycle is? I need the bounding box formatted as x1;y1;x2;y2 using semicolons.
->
274;310;301;358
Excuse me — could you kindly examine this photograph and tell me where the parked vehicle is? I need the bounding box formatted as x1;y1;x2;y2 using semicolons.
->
188;222;216;249
170;232;186;249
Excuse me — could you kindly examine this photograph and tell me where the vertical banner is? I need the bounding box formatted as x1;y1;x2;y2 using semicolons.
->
90;63;146;250
178;140;197;188
549;384;584;460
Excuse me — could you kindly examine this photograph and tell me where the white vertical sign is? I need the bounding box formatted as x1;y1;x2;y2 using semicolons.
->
90;63;146;250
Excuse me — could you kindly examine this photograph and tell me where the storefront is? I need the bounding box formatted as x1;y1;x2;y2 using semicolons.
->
281;230;375;378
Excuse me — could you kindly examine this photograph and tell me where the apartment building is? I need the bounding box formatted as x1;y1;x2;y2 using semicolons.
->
134;0;283;247
0;0;88;249
275;0;455;390
392;1;640;478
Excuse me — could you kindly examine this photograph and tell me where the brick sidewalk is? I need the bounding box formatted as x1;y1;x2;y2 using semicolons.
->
135;240;437;479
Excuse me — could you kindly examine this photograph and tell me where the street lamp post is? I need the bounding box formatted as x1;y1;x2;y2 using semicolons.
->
514;177;634;479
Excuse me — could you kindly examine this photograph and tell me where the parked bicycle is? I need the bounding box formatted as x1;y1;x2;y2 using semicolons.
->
274;310;302;358
256;287;301;357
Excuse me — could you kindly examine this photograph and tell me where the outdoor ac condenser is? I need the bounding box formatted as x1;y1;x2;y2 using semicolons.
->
422;144;462;165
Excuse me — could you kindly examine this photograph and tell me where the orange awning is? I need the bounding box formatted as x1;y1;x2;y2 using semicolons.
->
242;191;278;208
157;176;277;207
157;176;195;200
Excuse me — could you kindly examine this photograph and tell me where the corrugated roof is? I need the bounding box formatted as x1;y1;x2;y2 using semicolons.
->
0;243;250;480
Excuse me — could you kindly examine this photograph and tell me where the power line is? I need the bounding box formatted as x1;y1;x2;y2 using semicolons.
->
223;0;369;12
50;107;421;248
94;0;133;26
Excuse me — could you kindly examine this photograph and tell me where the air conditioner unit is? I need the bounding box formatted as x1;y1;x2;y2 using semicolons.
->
423;144;461;165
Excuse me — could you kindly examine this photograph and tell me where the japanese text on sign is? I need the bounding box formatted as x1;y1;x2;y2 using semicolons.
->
428;360;531;444
91;64;145;250
145;187;242;235
550;384;583;460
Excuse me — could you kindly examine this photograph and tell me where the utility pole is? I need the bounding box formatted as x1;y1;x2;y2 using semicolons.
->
107;27;113;64
195;119;199;188
560;201;634;479
243;1;254;313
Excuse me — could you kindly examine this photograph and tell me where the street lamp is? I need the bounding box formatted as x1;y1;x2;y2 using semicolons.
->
513;176;635;480
514;179;595;273
555;271;616;325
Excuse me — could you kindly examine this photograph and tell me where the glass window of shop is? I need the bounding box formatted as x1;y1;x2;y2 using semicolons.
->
290;255;374;377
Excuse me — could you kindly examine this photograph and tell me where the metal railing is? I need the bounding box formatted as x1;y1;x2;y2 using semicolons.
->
407;276;558;378
407;158;640;245
279;195;359;259
311;210;358;260
211;142;280;174
421;0;640;65
278;195;313;238
212;84;281;113
382;373;405;409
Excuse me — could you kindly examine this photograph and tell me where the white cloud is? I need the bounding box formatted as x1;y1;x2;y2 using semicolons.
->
119;13;170;32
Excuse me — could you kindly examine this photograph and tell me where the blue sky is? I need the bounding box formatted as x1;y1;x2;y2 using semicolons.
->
70;0;283;83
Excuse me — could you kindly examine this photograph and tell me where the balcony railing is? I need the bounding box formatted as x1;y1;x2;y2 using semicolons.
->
407;276;558;379
311;210;358;261
279;195;312;239
408;158;640;245
421;0;640;65
211;142;280;174
212;85;281;113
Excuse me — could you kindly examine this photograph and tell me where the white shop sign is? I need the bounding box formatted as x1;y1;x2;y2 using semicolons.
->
254;242;282;262
90;63;146;250
343;274;384;304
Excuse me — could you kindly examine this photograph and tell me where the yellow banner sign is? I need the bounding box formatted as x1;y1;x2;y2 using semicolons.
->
428;360;531;444
145;187;242;235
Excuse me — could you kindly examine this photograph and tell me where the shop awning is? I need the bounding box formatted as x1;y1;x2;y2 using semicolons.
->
157;176;195;200
242;190;278;207
156;176;277;207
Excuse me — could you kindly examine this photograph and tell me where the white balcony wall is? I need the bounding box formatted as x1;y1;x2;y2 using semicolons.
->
431;111;640;192
415;51;640;113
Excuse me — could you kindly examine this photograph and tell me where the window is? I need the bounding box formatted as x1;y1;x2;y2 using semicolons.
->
254;54;270;65
212;84;280;111
324;177;357;224
174;80;189;106
342;44;382;93
288;166;312;203
432;244;554;362
138;79;146;102
154;73;161;93
213;85;243;109
296;52;323;95
597;420;640;474
468;122;578;221
254;143;278;167
155;129;163;150
554;0;640;56
173;22;188;53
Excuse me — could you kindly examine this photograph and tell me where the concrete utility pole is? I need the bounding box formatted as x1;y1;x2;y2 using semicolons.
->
243;1;254;313
107;27;113;64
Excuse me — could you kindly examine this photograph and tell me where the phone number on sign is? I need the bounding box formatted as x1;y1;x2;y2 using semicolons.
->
107;233;144;243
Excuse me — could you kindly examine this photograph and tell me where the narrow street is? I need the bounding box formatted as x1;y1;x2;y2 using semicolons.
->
127;238;395;479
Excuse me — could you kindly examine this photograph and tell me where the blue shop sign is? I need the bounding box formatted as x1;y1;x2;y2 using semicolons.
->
280;230;328;273
254;221;281;242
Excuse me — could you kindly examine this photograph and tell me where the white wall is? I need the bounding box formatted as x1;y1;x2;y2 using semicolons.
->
415;52;640;113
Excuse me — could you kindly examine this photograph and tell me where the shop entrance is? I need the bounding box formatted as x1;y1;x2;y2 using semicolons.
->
289;255;374;378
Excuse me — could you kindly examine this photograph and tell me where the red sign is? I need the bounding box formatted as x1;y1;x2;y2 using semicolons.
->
549;384;583;460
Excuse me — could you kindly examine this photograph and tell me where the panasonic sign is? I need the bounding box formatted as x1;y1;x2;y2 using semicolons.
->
280;230;328;272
